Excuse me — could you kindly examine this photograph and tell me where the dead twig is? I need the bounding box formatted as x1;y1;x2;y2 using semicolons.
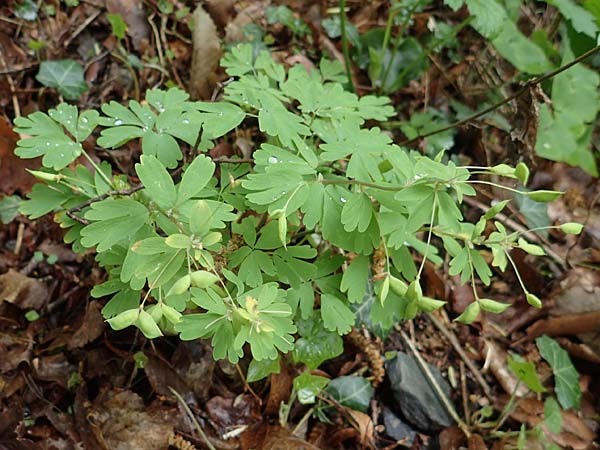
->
427;313;494;400
169;387;217;450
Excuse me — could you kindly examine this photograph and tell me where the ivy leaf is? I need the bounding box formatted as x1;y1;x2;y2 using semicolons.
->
507;354;546;393
293;372;329;404
321;294;355;334
544;397;563;434
80;199;149;252
247;356;281;383
536;336;581;410
36;59;88;100
292;317;344;369
326;376;373;412
135;155;176;209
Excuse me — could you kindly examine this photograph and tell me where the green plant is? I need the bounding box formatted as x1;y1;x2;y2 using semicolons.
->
14;44;581;373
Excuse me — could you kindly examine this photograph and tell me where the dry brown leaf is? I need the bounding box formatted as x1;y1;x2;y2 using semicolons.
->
0;269;48;310
483;340;528;396
439;426;466;450
189;5;221;100
265;361;291;416
526;311;600;340
467;434;488;450
0;117;37;194
262;425;322;450
225;3;267;44
68;301;105;349
346;410;375;449
205;0;236;29
144;353;190;397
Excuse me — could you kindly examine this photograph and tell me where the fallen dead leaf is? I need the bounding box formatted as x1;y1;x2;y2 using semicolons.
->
189;5;221;100
439;425;466;450
0;117;37;195
68;301;105;349
468;434;488;450
88;389;179;450
0;269;48;310
144;353;190;397
262;425;322;450
265;361;291;416
225;2;267;44
205;0;235;29
346;409;375;449
483;340;528;396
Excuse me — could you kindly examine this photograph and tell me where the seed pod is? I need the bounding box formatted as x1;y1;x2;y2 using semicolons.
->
190;270;219;288
560;222;584;235
389;276;408;297
107;308;139;330
526;293;542;309
455;302;480;324
515;163;530;186
417;296;446;312
479;298;511;314
527;190;563;202
27;169;62;182
161;304;182;324
379;276;390;305
147;304;163;322
168;274;191;296
135;310;163;339
517;238;545;256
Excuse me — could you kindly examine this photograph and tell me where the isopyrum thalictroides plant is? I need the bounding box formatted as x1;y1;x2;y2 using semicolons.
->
14;43;582;375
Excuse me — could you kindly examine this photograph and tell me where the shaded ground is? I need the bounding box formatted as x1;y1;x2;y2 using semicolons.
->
0;1;599;449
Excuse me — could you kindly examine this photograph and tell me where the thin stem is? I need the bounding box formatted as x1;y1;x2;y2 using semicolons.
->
491;381;522;433
320;178;404;192
464;180;525;195
399;44;600;146
416;190;438;280
504;249;528;295
81;151;114;188
339;0;355;92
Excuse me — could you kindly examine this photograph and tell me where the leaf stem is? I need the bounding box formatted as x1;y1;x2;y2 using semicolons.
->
339;0;355;92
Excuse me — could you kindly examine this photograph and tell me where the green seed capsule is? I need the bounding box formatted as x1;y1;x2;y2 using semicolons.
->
160;304;182;324
27;169;62;182
515;163;530;186
417;296;446;312
147;304;163;322
389;276;408;297
135;310;163;339
479;298;511;314
527;190;563;203
107;308;139;330
455;301;480;324
379;276;390;305
559;222;584;235
190;270;219;288
526;293;542;309
168;274;191;296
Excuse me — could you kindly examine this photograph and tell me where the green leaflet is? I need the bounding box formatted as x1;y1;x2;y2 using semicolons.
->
80;199;149;252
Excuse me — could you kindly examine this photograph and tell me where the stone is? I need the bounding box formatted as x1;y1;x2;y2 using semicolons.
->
387;352;454;432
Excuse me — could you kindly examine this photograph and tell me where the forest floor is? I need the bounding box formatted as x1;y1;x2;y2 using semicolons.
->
0;1;599;449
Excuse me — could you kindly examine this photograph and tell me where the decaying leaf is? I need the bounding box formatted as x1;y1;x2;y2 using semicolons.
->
69;301;105;349
189;5;221;100
0;269;48;310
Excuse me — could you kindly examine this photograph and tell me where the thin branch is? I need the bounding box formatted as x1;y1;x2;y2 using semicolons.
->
169;387;217;450
399;44;600;146
67;185;144;214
